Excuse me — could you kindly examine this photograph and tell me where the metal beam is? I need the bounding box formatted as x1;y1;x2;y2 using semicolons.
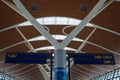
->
68;27;118;79
1;0;118;37
59;0;106;48
93;24;120;36
16;27;36;52
0;36;119;57
76;28;96;53
0;0;119;39
63;0;114;50
37;64;50;80
0;24;19;32
66;28;96;75
1;0;25;17
69;40;120;74
12;0;106;49
16;27;50;80
0;41;25;52
1;20;120;37
94;0;114;17
12;0;60;48
69;6;120;72
87;41;120;55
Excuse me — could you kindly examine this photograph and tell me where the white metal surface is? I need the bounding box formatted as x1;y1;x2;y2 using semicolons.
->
1;0;119;80
0;41;25;52
15;27;50;80
93;24;120;36
1;0;25;17
12;0;106;49
13;0;60;48
59;0;106;48
76;28;96;53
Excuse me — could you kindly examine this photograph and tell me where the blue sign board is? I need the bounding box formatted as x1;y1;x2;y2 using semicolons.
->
73;53;115;65
5;52;49;64
55;68;66;80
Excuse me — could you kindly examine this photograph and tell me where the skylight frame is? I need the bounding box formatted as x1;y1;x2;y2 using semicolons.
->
28;34;84;42
19;16;94;27
35;46;77;51
19;16;93;51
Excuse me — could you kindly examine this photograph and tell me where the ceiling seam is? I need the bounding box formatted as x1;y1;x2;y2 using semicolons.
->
16;27;36;52
87;41;120;55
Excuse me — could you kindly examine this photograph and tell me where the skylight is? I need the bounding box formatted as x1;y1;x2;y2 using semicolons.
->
21;17;88;52
28;35;83;51
28;35;84;42
35;46;77;51
19;16;93;26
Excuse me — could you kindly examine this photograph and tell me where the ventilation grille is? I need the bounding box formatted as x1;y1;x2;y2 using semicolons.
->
31;4;39;11
80;4;88;11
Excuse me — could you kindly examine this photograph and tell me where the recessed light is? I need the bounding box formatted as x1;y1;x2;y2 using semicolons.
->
31;3;39;11
80;4;88;11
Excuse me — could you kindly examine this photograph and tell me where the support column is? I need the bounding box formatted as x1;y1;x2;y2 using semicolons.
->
54;49;66;80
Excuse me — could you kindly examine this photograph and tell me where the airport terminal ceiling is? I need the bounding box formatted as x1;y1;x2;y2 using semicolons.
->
0;0;120;80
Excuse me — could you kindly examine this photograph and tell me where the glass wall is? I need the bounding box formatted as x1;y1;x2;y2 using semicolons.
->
91;68;120;80
0;71;18;80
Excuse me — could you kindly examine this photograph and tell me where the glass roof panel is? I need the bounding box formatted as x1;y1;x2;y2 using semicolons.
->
19;16;93;26
68;18;80;25
43;17;55;24
56;17;68;25
28;35;84;42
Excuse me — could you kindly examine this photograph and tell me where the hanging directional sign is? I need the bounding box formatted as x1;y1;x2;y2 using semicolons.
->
70;53;115;65
5;52;50;64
